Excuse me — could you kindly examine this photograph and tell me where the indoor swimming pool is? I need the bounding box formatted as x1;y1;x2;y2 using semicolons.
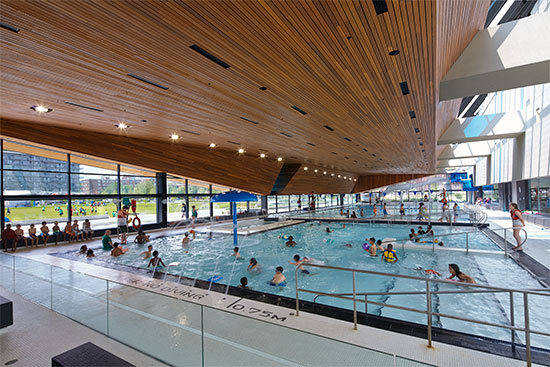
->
61;222;549;348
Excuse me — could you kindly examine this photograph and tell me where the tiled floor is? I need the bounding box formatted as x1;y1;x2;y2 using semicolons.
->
0;287;165;367
483;208;550;270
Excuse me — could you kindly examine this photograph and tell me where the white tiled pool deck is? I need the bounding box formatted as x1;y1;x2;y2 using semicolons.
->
1;227;542;367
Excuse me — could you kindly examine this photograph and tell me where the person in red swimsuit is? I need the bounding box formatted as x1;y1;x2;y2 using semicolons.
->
2;224;17;252
509;203;526;251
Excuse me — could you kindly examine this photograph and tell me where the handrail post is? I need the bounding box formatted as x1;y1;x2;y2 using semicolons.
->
505;231;508;257
509;291;515;346
295;267;300;317
524;293;531;367
504;229;507;249
352;271;357;330
364;295;368;315
466;233;469;254
426;280;433;348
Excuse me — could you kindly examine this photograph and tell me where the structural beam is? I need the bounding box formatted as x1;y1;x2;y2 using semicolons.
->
438;111;525;145
437;141;493;160
437;158;478;168
352;174;430;193
440;12;550;101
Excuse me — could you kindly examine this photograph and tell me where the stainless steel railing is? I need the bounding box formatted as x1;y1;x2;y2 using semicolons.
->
294;263;549;367
388;229;485;254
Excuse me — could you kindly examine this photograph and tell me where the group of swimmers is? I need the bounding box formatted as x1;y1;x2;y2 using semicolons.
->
408;225;444;246
100;229;151;257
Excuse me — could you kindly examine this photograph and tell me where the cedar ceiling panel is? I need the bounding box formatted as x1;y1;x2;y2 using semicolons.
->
0;119;280;195
0;0;489;178
352;174;430;192
279;166;358;195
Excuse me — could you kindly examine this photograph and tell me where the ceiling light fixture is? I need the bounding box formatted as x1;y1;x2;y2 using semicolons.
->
238;148;245;154
170;133;179;140
209;143;216;148
115;122;131;129
354;179;357;182
331;173;335;177
338;175;341;178
260;153;266;158
314;169;318;173
389;50;400;56
323;171;327;175
30;105;53;113
344;176;347;179
277;157;283;162
304;167;308;171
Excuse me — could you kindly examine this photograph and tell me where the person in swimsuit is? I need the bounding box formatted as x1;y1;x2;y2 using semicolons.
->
102;230;113;250
148;250;166;270
372;204;377;218
79;245;88;254
383;203;388;218
289;254;310;274
231;246;241;259
326;227;332;233
28;224;38;247
135;230;150;244
453;203;459;222
509;203;526;251
366;237;377;256
248;258;261;272
381;244;398;263
40;222;50;245
239;277;249;289
191;205;198;227
270;266;286;285
360;208;364;217
117;205;129;235
86;249;95;258
52;221;62;245
72;220;82;241
350;211;357;219
285;236;297;247
14;224;27;248
399;203;405;216
111;242;128;257
182;233;190;247
141;244;153;259
447;264;475;283
82;219;93;240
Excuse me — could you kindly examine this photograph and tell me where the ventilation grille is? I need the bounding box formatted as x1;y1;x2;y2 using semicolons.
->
291;106;307;115
128;73;168;90
414;127;420;133
64;101;103;112
189;44;230;69
409;110;416;119
373;0;388;15
399;81;410;95
240;117;259;125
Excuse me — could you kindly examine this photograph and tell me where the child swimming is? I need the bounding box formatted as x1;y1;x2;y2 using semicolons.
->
231;246;241;259
148;250;166;270
288;254;310;274
269;266;286;286
381;244;398;263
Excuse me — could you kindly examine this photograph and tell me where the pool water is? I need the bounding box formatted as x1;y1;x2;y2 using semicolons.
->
73;222;549;348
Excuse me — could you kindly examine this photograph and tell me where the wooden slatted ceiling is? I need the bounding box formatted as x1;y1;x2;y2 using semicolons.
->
352;174;430;193
0;0;489;192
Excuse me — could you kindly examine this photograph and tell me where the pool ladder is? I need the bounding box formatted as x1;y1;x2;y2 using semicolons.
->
294;263;550;367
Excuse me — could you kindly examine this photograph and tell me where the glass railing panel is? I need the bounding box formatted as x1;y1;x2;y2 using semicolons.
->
51;266;108;334
395;356;434;366
13;256;51;307
202;306;397;366
0;252;14;289
107;283;202;366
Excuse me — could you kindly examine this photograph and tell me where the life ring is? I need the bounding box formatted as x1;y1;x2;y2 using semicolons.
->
132;216;141;230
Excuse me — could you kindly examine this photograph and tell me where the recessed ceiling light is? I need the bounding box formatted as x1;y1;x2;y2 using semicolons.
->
314;169;318;173
116;122;130;129
277;157;283;162
30;105;53;113
338;175;341;178
389;50;400;56
259;86;267;91
260;153;266;158
331;173;335;177
323;171;327;175
304;167;308;171
170;133;179;140
238;148;245;154
209;143;216;148
354;179;357;182
344;176;347;179
349;178;352;181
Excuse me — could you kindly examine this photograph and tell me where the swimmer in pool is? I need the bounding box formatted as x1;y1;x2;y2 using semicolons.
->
326;227;332;233
367;237;377;256
289;254;310;274
350;211;357;219
239;277;249;289
231;246;241;259
111;242;128;257
381;244;398;263
285;236;297;247
248;258;261;272
270;266;286;285
182;233;190;247
86;249;95;258
376;239;384;251
141;244;153;259
342;224;346;229
79;245;88;254
147;250;166;269
360;208;364;217
447;264;475;283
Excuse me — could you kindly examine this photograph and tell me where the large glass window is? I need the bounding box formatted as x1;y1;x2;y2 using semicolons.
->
167;177;187;194
70;198;118;230
277;195;289;213
168;197;187;221
213;202;230;217
3;171;68;195
188;179;210;194
267;196;277;214
4;199;69;233
189;196;211;218
2;141;68;171
71;174;118;195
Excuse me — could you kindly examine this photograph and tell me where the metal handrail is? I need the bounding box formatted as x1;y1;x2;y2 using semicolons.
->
295;263;549;367
387;229;488;254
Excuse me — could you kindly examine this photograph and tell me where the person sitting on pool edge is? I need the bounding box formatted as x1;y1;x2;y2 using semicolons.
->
239;277;249;289
102;230;113;250
381;244;398;263
141;244;153;259
270;266;286;285
231;246;241;259
111;242;128;257
148;250;166;270
289;254;310;274
285;236;296;247
447;264;475;283
248;258;260;272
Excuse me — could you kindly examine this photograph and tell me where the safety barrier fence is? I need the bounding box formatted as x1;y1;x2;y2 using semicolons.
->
0;252;431;367
295;263;550;367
